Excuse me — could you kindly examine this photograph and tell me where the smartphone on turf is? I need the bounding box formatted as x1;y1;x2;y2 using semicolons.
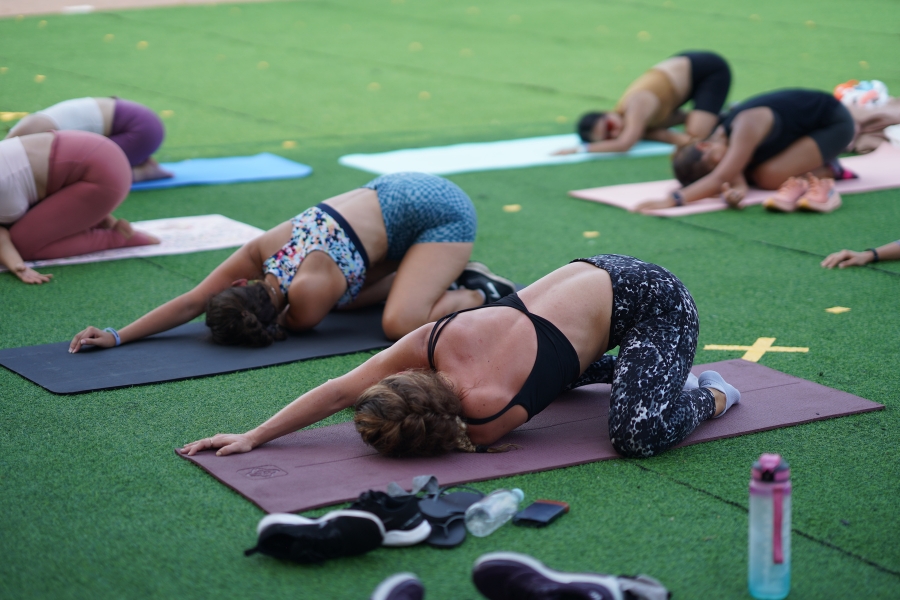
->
512;500;569;527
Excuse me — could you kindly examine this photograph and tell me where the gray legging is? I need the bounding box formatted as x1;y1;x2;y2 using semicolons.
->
568;255;716;458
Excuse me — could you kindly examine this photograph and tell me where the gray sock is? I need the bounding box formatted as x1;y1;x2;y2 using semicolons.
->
683;372;699;391
698;370;741;418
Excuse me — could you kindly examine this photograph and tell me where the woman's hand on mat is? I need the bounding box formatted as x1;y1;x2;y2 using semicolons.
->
14;265;53;284
179;434;254;457
552;147;579;156
69;326;116;353
634;198;675;214
720;182;746;208
821;249;871;269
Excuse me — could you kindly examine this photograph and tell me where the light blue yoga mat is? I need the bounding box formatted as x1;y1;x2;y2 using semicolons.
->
131;153;312;191
338;134;674;176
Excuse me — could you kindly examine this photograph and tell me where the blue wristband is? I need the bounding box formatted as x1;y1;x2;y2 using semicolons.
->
672;190;685;206
104;327;121;346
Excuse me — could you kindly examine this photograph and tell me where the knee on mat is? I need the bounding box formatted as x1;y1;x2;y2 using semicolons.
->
381;309;422;341
609;422;665;459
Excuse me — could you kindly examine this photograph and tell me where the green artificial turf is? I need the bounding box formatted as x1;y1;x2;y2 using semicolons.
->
1;1;899;598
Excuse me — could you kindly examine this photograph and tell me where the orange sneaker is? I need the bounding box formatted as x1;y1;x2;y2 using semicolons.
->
763;177;808;212
797;176;842;213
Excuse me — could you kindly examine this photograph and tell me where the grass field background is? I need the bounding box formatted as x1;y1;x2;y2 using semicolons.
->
1;1;899;597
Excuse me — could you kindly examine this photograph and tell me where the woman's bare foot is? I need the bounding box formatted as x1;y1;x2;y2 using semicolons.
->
128;229;162;246
98;215;118;229
132;157;174;183
112;218;135;238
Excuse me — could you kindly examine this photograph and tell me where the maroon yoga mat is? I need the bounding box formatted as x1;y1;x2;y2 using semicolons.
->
177;359;882;513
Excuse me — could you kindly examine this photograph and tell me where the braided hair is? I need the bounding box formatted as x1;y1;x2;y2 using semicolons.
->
206;284;287;347
354;370;517;456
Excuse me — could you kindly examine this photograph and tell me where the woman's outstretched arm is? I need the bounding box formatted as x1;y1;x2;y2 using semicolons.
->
179;326;431;456
554;101;655;155
822;240;900;268
69;241;263;352
0;227;53;284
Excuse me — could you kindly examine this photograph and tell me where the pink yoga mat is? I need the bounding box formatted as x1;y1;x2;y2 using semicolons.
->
569;142;900;217
177;359;882;513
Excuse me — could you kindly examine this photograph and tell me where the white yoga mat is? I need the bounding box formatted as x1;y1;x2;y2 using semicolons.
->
1;215;264;272
569;142;900;217
339;134;674;176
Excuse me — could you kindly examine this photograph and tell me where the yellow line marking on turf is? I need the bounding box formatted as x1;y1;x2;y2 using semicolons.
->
704;337;808;363
502;204;521;213
0;112;28;121
825;306;851;314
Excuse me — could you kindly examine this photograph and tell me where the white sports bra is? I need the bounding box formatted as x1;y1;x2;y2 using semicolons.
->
0;137;38;225
37;97;104;134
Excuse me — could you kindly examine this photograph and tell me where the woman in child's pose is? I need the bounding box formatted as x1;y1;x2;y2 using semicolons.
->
636;89;855;214
70;172;513;349
555;51;731;155
1;131;159;284
7;97;171;182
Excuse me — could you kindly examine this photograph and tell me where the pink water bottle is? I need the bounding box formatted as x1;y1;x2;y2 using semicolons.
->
748;454;791;599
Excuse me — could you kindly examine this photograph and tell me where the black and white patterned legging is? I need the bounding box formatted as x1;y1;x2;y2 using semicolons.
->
567;255;716;458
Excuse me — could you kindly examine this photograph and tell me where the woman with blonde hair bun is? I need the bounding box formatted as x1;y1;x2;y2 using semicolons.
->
181;254;742;460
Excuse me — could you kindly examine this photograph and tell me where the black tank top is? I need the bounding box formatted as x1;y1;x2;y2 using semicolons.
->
720;89;842;169
428;293;581;425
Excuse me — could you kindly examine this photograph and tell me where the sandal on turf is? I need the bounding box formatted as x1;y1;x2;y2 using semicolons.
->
418;485;484;520
425;513;468;548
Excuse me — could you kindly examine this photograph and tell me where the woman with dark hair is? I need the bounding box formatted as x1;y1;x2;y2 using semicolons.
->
1;131;159;285
180;254;741;460
70;172;514;351
635;89;855;213
553;51;731;155
7;97;171;182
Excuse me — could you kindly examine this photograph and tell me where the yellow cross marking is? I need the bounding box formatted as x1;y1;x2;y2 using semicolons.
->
825;306;851;314
703;337;809;363
0;111;29;122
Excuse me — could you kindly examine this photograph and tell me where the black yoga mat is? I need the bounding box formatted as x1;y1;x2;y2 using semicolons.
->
0;307;389;394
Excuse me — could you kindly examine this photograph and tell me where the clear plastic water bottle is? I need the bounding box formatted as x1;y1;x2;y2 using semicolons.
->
465;488;525;537
749;454;791;600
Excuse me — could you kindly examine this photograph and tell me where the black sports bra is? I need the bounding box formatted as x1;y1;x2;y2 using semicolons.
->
427;293;581;425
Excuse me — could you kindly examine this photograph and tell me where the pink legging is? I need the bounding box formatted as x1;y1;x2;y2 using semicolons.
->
10;130;154;260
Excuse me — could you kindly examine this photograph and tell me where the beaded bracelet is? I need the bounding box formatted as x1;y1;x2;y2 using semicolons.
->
867;248;880;263
104;327;121;346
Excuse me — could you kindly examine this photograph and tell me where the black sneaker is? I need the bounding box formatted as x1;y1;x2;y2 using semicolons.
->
351;490;432;547
473;552;658;600
371;573;424;600
246;510;384;563
456;262;515;304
